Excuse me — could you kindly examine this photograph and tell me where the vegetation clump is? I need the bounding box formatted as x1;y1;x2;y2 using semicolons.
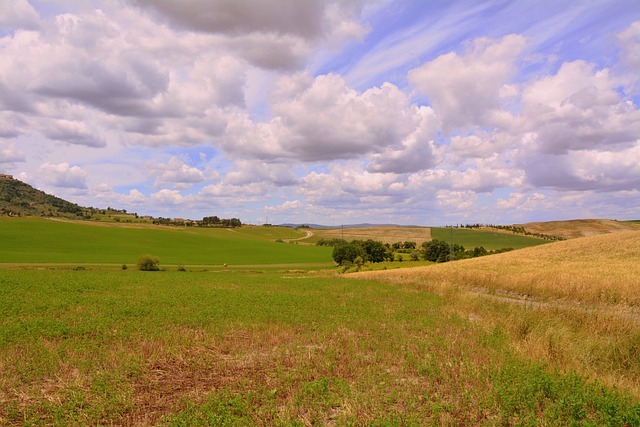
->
137;254;160;271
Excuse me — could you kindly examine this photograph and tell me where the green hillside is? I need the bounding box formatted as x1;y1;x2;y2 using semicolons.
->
0;217;332;266
0;176;86;218
430;227;549;250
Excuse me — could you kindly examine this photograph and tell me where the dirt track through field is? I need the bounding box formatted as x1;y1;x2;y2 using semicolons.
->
466;287;640;323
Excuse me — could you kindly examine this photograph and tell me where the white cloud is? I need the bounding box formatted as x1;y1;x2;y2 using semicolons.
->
435;190;477;210
38;162;88;189
0;0;40;30
149;156;206;188
221;73;423;162
223;160;298;187
617;20;640;76
150;189;186;205
496;192;549;212
0;141;26;163
408;34;527;131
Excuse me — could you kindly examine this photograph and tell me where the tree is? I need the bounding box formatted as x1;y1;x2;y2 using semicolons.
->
360;239;387;263
332;242;365;265
137;254;160;271
421;239;451;262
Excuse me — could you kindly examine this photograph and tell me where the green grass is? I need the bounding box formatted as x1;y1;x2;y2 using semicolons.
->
1;269;638;425
431;227;550;250
0;217;331;265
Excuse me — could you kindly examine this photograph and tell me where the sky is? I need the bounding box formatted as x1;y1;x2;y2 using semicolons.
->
1;0;639;226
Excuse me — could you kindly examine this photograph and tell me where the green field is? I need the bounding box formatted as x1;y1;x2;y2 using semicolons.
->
0;217;331;266
1;269;638;425
430;227;549;250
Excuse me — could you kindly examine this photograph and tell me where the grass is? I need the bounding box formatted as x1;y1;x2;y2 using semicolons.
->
0;217;331;266
361;230;640;306
1;269;639;425
518;219;640;239
301;226;432;246
430;227;549;250
354;230;640;399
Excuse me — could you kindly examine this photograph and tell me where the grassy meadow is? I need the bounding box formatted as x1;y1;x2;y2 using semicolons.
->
2;218;640;425
0;217;331;267
1;269;639;426
301;226;432;246
429;227;549;250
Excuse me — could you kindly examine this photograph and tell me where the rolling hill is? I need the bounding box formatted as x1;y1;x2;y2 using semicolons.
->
353;230;640;306
0;217;332;266
0;175;86;218
518;218;640;239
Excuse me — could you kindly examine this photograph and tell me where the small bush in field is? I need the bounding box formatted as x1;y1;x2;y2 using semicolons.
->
137;254;160;271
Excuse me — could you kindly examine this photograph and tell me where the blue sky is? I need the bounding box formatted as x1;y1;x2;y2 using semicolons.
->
1;0;639;225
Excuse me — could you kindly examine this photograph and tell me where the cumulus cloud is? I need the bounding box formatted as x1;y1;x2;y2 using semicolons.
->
408;34;527;131
41;119;106;148
0;142;26;163
616;20;640;76
151;189;187;205
133;0;326;38
0;0;40;30
148;156;207;188
435;190;477;210
367;106;443;173
38;162;88;189
520;145;640;192
495;192;550;212
521;60;640;155
132;0;368;70
224;160;298;187
222;74;422;162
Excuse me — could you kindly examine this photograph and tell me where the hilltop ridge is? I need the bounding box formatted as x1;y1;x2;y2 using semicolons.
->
0;175;86;219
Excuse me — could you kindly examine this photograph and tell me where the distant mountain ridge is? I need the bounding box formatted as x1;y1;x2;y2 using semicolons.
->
0;175;86;218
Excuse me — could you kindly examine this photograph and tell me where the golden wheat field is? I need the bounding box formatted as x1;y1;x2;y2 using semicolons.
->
354;230;640;307
353;230;640;396
519;218;640;239
308;226;432;245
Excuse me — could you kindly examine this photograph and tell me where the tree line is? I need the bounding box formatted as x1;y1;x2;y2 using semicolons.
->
321;238;513;266
460;223;564;241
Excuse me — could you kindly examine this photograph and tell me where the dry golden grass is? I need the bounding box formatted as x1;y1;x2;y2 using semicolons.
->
518;218;640;239
354;230;640;307
352;231;640;398
310;226;431;245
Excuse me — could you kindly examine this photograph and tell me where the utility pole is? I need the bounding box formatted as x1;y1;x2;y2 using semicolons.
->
449;225;454;261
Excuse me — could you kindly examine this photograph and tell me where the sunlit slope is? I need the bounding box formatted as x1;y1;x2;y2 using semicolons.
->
304;225;547;250
0;217;331;265
354;231;640;306
430;227;549;250
303;226;432;245
519;219;640;239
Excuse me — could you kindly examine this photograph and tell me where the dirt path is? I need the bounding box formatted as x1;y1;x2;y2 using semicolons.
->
467;287;640;323
283;229;313;243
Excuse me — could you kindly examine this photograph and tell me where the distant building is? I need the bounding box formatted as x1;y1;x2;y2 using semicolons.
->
0;174;14;180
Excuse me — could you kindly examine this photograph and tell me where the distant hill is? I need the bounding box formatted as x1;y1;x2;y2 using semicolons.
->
354;229;640;305
280;223;410;229
0;175;86;219
518;219;640;239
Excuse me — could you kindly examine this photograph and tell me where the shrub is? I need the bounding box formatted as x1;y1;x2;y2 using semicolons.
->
121;264;128;270
137;254;160;271
177;265;186;272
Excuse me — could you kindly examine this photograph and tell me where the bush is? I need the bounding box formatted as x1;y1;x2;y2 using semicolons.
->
121;264;128;270
137;254;160;271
